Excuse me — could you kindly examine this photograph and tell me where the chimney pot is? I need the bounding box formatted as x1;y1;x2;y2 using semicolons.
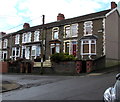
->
23;23;30;29
111;1;117;9
57;13;65;21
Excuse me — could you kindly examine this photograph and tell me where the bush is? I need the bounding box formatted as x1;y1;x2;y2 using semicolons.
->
50;53;76;62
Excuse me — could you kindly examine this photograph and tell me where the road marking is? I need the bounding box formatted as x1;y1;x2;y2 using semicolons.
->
87;73;103;76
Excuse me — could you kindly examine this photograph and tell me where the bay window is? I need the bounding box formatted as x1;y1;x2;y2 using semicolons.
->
81;39;96;55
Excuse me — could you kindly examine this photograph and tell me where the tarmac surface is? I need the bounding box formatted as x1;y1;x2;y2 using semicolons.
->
1;66;119;93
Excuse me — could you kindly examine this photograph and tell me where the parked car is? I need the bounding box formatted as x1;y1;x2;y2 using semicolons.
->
104;73;120;102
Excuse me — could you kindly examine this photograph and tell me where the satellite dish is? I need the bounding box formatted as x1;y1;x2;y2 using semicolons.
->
117;1;120;15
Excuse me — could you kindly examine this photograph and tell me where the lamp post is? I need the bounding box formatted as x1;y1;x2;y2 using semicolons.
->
40;15;45;74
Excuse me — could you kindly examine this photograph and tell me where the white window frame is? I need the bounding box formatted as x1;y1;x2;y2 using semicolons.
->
3;39;8;49
22;32;31;43
22;33;26;43
31;46;36;56
34;31;40;42
84;21;93;36
81;39;96;56
15;34;20;44
12;47;20;60
2;51;7;60
71;24;78;37
64;24;78;38
50;43;60;54
52;27;59;40
27;32;32;43
64;40;77;56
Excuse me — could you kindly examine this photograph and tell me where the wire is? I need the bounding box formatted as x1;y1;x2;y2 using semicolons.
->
3;16;42;32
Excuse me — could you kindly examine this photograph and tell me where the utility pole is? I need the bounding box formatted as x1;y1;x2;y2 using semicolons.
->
40;15;45;74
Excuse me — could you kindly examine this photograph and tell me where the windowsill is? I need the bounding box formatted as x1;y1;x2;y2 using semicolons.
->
84;34;92;36
81;53;96;55
63;36;78;39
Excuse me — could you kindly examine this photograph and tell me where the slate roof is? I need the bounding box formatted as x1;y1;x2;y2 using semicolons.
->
80;35;98;40
3;9;111;37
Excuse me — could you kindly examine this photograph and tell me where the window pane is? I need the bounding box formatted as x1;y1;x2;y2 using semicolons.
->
56;45;60;53
86;27;92;34
65;42;69;54
65;26;70;37
53;31;58;39
71;24;78;37
16;47;19;56
84;21;92;35
83;44;89;53
91;44;95;53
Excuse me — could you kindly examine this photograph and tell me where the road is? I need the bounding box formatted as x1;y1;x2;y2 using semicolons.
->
2;71;118;101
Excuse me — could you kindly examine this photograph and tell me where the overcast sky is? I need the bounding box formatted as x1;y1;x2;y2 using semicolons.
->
0;0;119;33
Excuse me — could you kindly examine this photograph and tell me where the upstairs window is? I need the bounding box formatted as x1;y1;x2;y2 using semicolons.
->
27;32;31;42
3;39;8;48
64;26;71;38
22;33;26;43
64;24;78;38
22;32;32;43
15;34;20;44
52;27;59;40
71;24;78;37
84;21;93;35
34;31;40;42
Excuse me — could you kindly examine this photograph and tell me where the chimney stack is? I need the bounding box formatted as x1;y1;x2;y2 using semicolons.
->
57;13;65;21
23;23;30;29
111;1;117;9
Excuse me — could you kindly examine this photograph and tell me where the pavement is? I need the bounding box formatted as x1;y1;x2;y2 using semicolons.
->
1;66;119;93
0;81;21;93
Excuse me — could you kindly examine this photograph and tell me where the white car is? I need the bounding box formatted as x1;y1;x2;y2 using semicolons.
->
104;73;120;102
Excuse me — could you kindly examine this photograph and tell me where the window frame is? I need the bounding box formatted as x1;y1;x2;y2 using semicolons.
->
12;47;20;60
52;27;59;40
15;34;20;44
50;43;60;54
84;21;93;36
81;39;96;55
22;32;32;43
3;39;8;49
64;24;78;38
34;31;40;42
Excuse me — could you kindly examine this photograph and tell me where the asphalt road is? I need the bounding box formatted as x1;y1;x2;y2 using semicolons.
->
2;70;118;101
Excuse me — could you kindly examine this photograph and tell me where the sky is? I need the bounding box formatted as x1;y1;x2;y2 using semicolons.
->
0;0;119;34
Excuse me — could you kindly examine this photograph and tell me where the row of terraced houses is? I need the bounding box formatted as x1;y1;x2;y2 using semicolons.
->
1;2;120;68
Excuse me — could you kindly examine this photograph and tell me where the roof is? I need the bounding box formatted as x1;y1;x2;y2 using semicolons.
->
80;35;98;40
4;9;111;37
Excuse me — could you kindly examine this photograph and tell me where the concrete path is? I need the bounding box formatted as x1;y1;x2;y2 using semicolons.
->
0;81;21;93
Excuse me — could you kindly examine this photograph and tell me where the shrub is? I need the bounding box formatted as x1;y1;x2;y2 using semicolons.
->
50;53;76;62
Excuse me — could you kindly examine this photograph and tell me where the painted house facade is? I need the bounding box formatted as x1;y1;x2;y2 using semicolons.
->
1;2;120;67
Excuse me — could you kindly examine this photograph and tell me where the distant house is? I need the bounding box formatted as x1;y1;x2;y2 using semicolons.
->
1;1;120;68
0;32;6;61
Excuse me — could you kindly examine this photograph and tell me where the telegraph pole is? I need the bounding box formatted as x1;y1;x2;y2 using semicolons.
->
40;15;45;74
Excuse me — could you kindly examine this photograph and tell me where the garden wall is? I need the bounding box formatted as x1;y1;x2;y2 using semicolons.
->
0;62;8;73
